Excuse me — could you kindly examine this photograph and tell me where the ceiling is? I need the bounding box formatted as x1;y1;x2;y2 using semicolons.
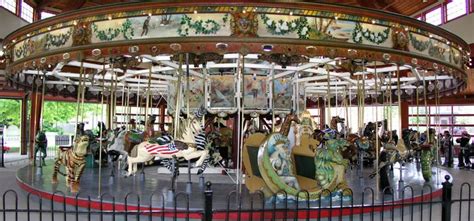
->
28;0;440;17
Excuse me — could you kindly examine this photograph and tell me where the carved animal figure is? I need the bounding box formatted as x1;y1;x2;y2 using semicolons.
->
51;135;89;193
34;131;48;166
126;108;209;176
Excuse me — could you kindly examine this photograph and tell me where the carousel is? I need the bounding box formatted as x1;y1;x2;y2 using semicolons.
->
5;0;469;218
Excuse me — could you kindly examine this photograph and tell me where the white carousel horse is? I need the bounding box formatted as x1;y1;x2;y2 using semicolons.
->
107;128;129;166
126;110;209;176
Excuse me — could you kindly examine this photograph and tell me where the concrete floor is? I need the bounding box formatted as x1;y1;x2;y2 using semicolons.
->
1;160;474;221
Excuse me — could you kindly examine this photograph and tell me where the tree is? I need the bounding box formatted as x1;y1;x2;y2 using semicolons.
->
41;101;101;134
0;99;21;127
0;99;101;132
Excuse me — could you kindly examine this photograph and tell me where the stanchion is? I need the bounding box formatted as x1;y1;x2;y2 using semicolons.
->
441;175;452;221
186;160;192;194
199;174;205;191
0;125;4;168
203;181;213;221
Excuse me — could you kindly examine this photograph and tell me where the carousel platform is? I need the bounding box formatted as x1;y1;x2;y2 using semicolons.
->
16;161;449;219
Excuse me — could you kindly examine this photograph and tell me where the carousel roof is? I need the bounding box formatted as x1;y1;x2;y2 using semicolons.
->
3;1;470;111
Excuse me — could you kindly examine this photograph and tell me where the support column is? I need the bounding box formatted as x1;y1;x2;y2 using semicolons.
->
400;101;409;130
106;96;112;129
319;97;326;130
231;115;239;169
159;103;166;131
20;95;28;155
28;91;43;160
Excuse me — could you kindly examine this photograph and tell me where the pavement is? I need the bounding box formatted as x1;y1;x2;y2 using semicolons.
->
0;159;473;221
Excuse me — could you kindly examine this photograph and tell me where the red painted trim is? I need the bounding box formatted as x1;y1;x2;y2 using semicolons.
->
17;173;443;219
16;179;203;219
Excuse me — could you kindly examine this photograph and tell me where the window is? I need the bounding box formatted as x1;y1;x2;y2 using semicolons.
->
41;11;55;19
416;16;423;21
446;0;467;21
425;7;443;25
21;1;33;23
409;105;474;144
0;0;16;13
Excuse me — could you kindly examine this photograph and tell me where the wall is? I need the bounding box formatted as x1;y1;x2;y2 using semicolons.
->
441;13;474;44
0;7;28;39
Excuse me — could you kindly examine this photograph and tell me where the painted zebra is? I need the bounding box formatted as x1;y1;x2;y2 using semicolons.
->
51;135;89;193
159;131;210;175
127;106;210;176
194;128;210;175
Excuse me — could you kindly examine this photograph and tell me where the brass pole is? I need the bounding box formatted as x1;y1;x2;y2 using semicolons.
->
173;55;183;138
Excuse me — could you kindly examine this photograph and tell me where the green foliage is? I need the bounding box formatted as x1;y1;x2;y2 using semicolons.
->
0;99;21;127
0;99;100;132
41;102;100;134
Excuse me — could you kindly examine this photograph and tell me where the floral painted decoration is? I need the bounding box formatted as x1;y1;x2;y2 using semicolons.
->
260;14;310;39
92;18;135;41
352;22;390;45
178;14;225;36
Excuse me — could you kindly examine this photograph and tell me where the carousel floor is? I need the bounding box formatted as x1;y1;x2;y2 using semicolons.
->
16;161;449;217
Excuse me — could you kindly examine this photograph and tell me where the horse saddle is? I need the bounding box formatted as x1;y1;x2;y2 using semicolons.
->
148;137;170;145
128;131;144;144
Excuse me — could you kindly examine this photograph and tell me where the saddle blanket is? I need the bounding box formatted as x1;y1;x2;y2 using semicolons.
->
144;143;179;155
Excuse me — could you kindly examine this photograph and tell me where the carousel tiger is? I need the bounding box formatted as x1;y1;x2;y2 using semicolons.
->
51;135;89;193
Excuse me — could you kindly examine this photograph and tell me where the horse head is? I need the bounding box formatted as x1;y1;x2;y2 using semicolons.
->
356;136;371;150
331;116;345;124
35;131;47;142
175;107;206;144
97;122;107;132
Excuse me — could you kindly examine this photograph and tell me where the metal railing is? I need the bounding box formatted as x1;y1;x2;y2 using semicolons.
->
1;175;473;221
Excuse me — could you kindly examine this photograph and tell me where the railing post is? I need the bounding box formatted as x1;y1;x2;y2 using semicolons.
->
203;181;213;221
442;175;453;221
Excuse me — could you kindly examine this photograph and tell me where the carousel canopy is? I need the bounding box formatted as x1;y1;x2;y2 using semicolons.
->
2;1;470;109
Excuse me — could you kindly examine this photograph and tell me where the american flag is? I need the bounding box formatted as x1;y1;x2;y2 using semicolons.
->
144;142;179;155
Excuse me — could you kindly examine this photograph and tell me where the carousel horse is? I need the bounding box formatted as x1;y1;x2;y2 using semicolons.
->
88;122;110;165
362;120;387;165
295;110;318;146
126;108;210;176
33;131;48;166
330;116;346;136
51;135;89;193
342;134;370;167
124;119;145;155
144;115;160;139
402;128;420;161
107;127;128;163
420;128;436;181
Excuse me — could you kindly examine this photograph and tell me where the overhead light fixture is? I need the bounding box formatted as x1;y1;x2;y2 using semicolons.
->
262;44;273;52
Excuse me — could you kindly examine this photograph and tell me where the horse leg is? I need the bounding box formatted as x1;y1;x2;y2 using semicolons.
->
197;150;210;175
41;147;47;166
182;149;209;173
126;157;134;176
33;147;38;166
